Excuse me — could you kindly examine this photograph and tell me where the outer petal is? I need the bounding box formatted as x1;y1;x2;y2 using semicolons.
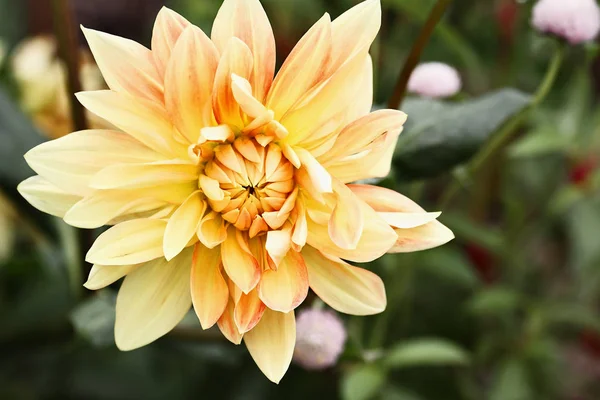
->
84;264;140;290
163;192;205;260
328;180;364;250
295;147;332;194
244;308;296;384
82;27;163;103
302;246;386;315
221;227;261;293
258;250;308;313
165;26;219;143
18;176;81;217
191;243;229;329
217;298;243;344
211;0;276;102
86;219;167;265
76;91;186;157
348;184;425;213
114;249;193;350
234;289;266;333
266;14;331;119
90;161;198;190
151;7;191;76
390;220;454;253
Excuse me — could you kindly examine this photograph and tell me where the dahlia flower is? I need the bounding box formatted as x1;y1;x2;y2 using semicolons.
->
407;62;462;99
532;0;600;45
18;0;453;383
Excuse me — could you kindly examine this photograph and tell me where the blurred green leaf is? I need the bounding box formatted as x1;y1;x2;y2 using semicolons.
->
566;199;600;276
489;359;533;400
379;385;425;400
70;291;116;348
394;89;531;180
384;338;470;368
467;288;523;316
539;303;600;334
508;127;570;159
341;364;386;400
419;246;480;289
440;212;504;253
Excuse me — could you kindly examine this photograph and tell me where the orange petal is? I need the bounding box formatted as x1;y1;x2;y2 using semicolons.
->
234;289;266;333
163;192;205;260
244;308;296;384
328;180;364;250
151;7;191;76
258;250;308;313
211;0;275;102
82;27;163;103
302;246;386;315
165;26;219;143
266;13;331;119
197;211;227;248
191;243;229;329
221;226;261;293
217;298;244;344
390;220;454;253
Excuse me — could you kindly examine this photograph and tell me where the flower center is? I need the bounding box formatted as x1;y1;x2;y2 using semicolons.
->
200;137;297;237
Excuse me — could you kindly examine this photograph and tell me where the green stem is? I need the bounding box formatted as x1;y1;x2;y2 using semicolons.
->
387;0;453;109
438;44;565;209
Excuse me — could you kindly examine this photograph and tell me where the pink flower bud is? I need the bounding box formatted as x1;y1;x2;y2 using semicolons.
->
532;0;600;44
407;62;462;99
293;309;347;370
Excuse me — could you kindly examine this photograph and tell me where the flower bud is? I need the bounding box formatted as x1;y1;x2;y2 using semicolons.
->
407;62;461;99
532;0;600;45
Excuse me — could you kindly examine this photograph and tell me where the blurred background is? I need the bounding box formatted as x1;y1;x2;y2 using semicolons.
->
1;0;600;399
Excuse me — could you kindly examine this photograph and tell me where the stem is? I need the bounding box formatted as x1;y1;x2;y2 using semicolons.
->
387;0;453;109
438;45;565;209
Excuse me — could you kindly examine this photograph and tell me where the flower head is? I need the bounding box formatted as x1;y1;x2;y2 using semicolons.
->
407;62;462;99
293;308;347;370
532;0;600;44
18;0;454;383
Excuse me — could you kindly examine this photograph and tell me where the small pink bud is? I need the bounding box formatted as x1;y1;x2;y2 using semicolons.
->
293;308;347;370
407;62;462;99
532;0;600;44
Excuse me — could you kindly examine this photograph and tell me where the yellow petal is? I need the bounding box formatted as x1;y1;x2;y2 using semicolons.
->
213;38;254;126
82;27;163;103
378;212;441;229
244;308;295;384
86;219;166;265
221;226;261;293
84;263;140;290
390;220;454;253
197;211;227;248
266;13;331;119
165;26;219;143
163;192;206;260
114;249;193;350
151;7;191;76
191;243;229;329
348;184;425;213
258;250;308;313
291;200;308;251
211;0;275;102
234;289;266;333
90;161;198;190
302;246;386;315
265;226;292;268
295;147;332;194
18;176;81;217
328;180;364;250
76;91;186;157
217;298;243;344
231;74;268;119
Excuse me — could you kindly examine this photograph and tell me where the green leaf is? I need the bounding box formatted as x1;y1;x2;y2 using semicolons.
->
70;291;116;347
394;89;531;180
539;303;600;333
467;287;523;316
489;359;533;400
341;364;387;400
440;211;504;253
384;338;470;368
379;386;425;400
508;127;570;159
419;246;480;289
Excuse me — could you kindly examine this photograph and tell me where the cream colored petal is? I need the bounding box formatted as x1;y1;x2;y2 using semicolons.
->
329;180;364;250
258;250;308;313
197;211;227;248
378;212;441;229
76;91;186;157
18;176;81;217
234;289;266;333
212;38;254;126
302;246;386;315
295;147;332;194
82;27;163;103
90;161;198;190
390;220;454;253
211;0;275;102
84;263;140;290
265;226;292;268
221;226;261;294
165;26;219;143
163;192;205;260
86;219;167;265
266;13;331;119
114;249;193;350
151;7;191;76
24;129;164;196
244;308;295;384
218;297;243;344
348;184;425;213
231;74;268;119
191;243;229;329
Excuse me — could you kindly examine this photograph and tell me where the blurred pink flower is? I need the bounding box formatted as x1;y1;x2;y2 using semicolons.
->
407;62;461;99
532;0;600;44
293;308;347;370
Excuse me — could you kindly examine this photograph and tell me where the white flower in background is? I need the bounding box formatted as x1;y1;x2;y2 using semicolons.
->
407;62;462;99
293;308;347;370
532;0;600;44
